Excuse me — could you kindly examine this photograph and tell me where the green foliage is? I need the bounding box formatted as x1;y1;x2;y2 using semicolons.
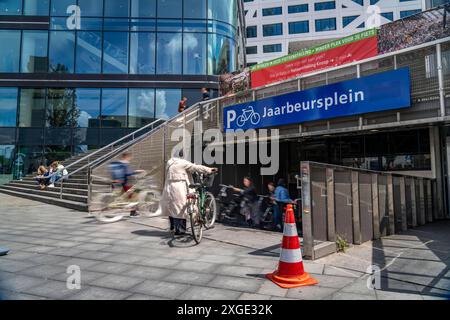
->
336;235;349;253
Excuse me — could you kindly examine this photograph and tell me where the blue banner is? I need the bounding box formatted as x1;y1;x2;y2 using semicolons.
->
223;68;411;131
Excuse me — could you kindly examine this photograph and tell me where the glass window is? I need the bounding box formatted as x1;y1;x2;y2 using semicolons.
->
104;0;129;17
158;0;182;18
288;21;309;34
0;30;20;73
263;23;283;37
263;44;282;53
184;0;206;19
74;88;101;128
0;88;17;127
130;19;156;31
315;18;337;32
24;0;49;15
46;88;77;128
0;0;22;15
208;34;235;75
0;145;15;184
156;32;182;75
262;7;282;16
101;88;127;127
129;89;155;128
76;31;102;74
130;32;156;74
155;89;181;120
184;19;207;32
77;0;103;17
208;0;237;26
157;19;183;32
104;18;130;31
49;31;75;73
21;30;48;73
314;1;336;11
50;0;73;16
288;4;308;14
131;0;156;18
183;33;206;75
103;32;129;74
246;26;257;38
19;89;46;127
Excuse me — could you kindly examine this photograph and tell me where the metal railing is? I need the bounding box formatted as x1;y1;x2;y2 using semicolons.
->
300;162;438;260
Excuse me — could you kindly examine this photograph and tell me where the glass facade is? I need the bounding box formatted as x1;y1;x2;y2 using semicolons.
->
0;0;245;182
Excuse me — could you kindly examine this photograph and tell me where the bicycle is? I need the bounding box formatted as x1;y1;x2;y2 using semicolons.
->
186;172;218;244
236;106;261;127
89;170;161;223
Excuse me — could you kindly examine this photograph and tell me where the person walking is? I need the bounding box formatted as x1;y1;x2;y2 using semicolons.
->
178;97;188;113
201;88;210;101
160;150;217;235
233;177;261;229
109;152;144;217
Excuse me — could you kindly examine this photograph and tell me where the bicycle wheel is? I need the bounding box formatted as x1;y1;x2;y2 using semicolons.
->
203;192;217;229
189;203;203;244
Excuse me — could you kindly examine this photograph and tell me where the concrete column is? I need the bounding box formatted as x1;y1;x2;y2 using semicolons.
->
372;174;381;240
429;126;445;219
399;176;408;232
387;174;395;235
352;171;362;245
410;178;418;227
326;168;336;241
301;162;314;259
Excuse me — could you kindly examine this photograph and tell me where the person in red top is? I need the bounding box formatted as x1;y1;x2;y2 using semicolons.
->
178;97;188;113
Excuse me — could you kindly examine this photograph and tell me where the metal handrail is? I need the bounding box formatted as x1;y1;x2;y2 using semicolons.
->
56;96;222;199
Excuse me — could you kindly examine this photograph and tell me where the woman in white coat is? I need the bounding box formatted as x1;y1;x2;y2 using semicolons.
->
160;152;217;235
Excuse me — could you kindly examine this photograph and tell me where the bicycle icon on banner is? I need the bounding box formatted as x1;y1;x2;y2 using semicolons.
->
236;106;261;127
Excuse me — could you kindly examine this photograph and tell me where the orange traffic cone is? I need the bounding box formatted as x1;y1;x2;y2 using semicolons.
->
266;204;318;289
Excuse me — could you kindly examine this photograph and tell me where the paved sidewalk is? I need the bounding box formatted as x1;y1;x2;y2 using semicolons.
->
0;194;449;300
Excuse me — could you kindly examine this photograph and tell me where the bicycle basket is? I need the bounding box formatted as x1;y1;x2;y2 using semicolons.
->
203;173;216;188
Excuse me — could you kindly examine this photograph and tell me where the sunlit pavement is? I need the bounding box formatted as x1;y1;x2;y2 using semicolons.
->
0;193;449;300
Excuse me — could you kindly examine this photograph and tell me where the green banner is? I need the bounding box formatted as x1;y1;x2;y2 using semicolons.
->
250;29;378;72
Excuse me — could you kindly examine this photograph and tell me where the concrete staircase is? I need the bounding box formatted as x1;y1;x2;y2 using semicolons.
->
0;149;112;212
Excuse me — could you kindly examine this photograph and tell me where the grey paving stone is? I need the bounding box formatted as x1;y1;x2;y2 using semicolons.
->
126;266;172;280
208;275;264;293
238;293;272;300
91;274;144;291
177;286;242;300
312;274;355;289
256;280;288;298
126;294;166;300
87;262;134;274
0;260;36;273
214;265;265;278
0;290;47;300
162;271;216;286
102;253;145;265
68;286;131;300
131;279;189;299
375;290;424;300
331;292;377;300
57;258;102;269
303;262;325;275
139;257;182;269
22;280;80;299
196;254;238;265
174;260;218;273
20;265;66;279
50;270;107;284
0;275;47;292
74;243;112;252
286;285;339;300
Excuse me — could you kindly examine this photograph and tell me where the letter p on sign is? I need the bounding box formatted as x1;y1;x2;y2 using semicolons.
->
226;110;236;129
